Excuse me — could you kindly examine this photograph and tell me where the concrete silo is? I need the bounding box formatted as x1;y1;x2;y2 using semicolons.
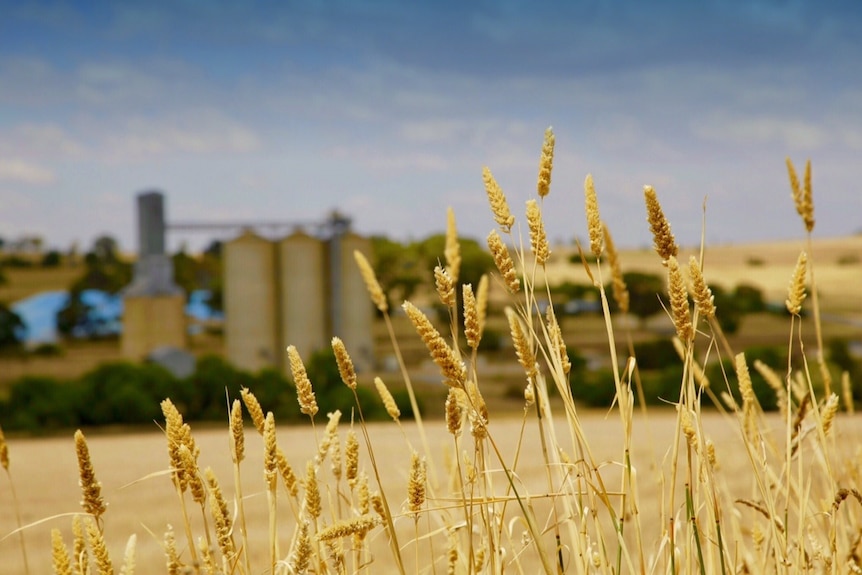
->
224;230;278;373
123;191;186;359
278;231;327;372
329;230;375;372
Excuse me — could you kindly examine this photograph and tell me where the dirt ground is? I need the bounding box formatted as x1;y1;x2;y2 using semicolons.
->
2;409;859;574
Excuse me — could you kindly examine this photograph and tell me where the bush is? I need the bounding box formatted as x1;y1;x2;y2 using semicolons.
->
632;338;679;371
76;362;180;425
3;376;81;432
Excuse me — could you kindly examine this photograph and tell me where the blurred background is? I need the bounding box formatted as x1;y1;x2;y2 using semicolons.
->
0;1;861;431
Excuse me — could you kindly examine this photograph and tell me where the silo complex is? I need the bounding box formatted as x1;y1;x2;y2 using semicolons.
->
279;232;326;372
224;231;278;373
223;220;375;375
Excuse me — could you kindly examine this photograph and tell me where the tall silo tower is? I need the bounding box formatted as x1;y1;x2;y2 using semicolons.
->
278;230;327;371
224;230;278;372
123;191;186;358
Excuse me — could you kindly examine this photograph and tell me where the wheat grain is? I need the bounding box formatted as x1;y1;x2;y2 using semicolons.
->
487;230;520;293
463;283;480;350
240;387;266;434
288;345;319;417
603;222;629;314
822;394;840;437
357;472;370;514
229;399;244;464
290;521;312;572
666;256;693;343
402;301;466;388
72;515;88;575
736;353;756;408
197;538;215;575
85;519;113;575
445;207;461;283
205;468;235;560
332;337;357;390
408;451;427;517
354;249;388;313
51;529;73;575
317;410;342;465
476;274;489;337
178;443;205;504
276;449;299;497
345;429;359;487
526;199;550;265
584;174;603;258
445;388;464;436
537;127;555;198
786;251;808;315
483;167;515;232
754;359;788;417
263;412;278;491
303;460;321;520
317;515;380;541
75;430;107;521
164;525;180;575
680;408;698;451
688;255;716;320
547;306;571;375
374;377;401;421
644;185;678;263
119;534;136;575
435;265;456;308
466;381;489;439
505;307;537;379
787;158;815;232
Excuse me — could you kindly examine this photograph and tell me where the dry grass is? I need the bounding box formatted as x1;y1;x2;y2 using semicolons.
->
2;129;861;575
539;236;862;315
0;265;83;303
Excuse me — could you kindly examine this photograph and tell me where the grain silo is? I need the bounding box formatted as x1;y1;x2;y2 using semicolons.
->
123;191;187;359
123;295;186;358
329;230;375;371
278;230;327;371
224;230;278;372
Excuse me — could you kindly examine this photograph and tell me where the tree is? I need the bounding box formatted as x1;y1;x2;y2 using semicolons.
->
0;303;25;349
92;235;119;262
620;272;666;319
370;235;424;305
172;248;198;298
41;250;62;267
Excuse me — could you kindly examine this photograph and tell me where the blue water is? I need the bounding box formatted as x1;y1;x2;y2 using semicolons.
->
10;289;223;344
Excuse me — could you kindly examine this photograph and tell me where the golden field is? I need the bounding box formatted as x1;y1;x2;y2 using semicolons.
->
3;410;859;575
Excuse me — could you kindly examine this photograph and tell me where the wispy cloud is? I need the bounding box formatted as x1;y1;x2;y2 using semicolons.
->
0;159;56;185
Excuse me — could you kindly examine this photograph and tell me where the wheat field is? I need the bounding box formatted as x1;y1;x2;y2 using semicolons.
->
1;130;859;574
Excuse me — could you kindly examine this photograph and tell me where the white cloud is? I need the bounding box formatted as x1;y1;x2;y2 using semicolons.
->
0;159;56;185
101;111;261;160
74;61;181;107
692;113;826;150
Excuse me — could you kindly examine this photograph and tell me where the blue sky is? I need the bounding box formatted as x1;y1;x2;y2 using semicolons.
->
1;0;861;255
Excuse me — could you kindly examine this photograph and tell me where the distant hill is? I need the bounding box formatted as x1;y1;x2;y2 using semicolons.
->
538;235;862;315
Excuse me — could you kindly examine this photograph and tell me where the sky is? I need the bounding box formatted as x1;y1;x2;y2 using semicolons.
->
1;0;861;255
